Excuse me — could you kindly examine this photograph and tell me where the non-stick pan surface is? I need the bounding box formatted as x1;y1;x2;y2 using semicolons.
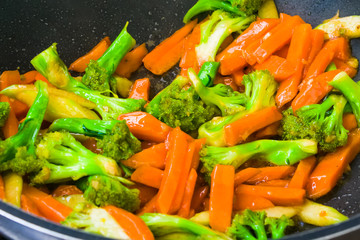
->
0;0;360;239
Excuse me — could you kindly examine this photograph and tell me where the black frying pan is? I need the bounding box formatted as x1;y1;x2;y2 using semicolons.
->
0;0;359;239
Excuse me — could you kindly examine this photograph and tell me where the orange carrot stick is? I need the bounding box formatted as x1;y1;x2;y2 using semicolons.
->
233;194;275;211
69;37;111;72
209;165;235;232
257;179;290;188
34;72;54;87
333;58;358;78
232;69;245;86
0;175;5;200
307;128;360;199
235;184;306;206
180;22;202;71
274;44;290;58
118;111;171;142
191;185;210;212
234;168;262;186
52;185;83;197
122;143;167;170
20;70;38;84
131;166;164;189
333;37;351;61
255;121;281;139
303;29;325;76
116;43;148;78
178;168;198;218
0;70;21;91
137;194;158;216
21;194;43;217
224;106;283;146
156;127;189;214
105;205;155;240
190;138;207;170
143;20;197;75
254;55;296;81
288;156;316;189
10;99;29;120
1;96;19;138
343;113;358;131
128;78;150;101
245;166;296;185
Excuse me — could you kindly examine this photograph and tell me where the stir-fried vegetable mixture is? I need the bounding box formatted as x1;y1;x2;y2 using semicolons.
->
1;0;360;239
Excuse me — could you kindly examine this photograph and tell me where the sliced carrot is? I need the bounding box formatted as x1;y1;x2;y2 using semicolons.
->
0;70;21;90
307;128;360;199
255;121;281;139
234;168;262;186
190;138;207;170
178;168;198;218
34;72;54;87
137;194;158;216
116;43;148;78
303;29;325;76
128;78;150;101
0;175;5;200
52;185;83;197
233;194;275;211
140;141;157;150
131;166;164;189
343;113;358;131
288;156;316;189
118;111;172;142
20;70;38;84
333;58;358;78
21;194;43;217
69;37;111;72
333;37;351;61
224;106;283;146
191;185;210;212
232;69;245;86
9;99;29;119
209;165;235;232
257;179;290;188
245;166;296;185
180;22;202;70
254;55;296;81
1;96;19;138
235;184;305;206
274;44;290;58
105;205;154;240
122;143;167;170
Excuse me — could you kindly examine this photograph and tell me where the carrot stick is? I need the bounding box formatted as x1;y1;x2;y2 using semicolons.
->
333;37;351;61
115;43;148;78
122;143;167;170
0;70;21;90
178;168;198;218
118;111;171;142
21;194;43;217
235;184;306;206
254;55;296;81
22;184;72;223
34;72;54;87
105;205;155;240
255;121;281;139
232;69;245;86
257;179;290;187
128;78;150;101
291;69;341;112
274;44;290;58
180;22;202;72
209;165;235;232
191;185;210;212
1;96;19;138
333;58;358;78
0;175;4;200
143;19;197;75
69;37;111;72
307;128;360;199
234;168;262;186
131;166;164;189
233;194;275;211
137;194;158;216
216;18;280;75
224;106;283;146
190;138;207;170
245;166;296;185
20;70;38;84
288;156;316;189
10;99;29;119
52;185;83;197
156;127;189;214
303;29;325;76
343;113;358;131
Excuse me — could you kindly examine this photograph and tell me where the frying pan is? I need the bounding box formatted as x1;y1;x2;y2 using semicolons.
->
0;0;359;239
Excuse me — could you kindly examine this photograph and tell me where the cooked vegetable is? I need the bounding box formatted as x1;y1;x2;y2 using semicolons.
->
316;14;360;39
0;102;10;128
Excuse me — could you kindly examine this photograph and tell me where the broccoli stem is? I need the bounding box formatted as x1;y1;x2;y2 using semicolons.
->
198;61;220;86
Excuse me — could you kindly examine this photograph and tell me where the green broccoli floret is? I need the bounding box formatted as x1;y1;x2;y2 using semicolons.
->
230;0;265;16
49;118;141;162
146;76;219;133
0;101;10;128
195;10;255;65
0;81;48;177
30;42;145;120
31;131;125;184
281;94;349;152
198;70;278;146
188;68;247;116
81;23;135;95
200;139;317;178
140;213;231;239
265;215;294;239
76;175;140;212
62;207;130;239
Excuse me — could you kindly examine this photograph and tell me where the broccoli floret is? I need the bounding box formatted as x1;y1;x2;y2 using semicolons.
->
188;68;247;116
31;131;124;184
76;175;140;212
265;215;294;239
195;10;255;65
31;42;145;120
62;207;130;239
230;0;265;16
315;14;360;39
198;70;278;146
0;101;10;128
200;139;317;178
49;118;141;162
81;23;135;95
0;81;48;174
281;94;349;152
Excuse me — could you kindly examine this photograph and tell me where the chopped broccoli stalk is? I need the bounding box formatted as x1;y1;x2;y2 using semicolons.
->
140;213;231;239
281;94;349;152
198;70;277;146
196;10;255;65
82;23;135;95
0;101;10;128
77;175;140;212
265;215;294;239
0;81;48;176
62;207;130;239
188;68;247;116
315;15;360;39
31;131;124;184
31;43;145;120
49;118;141;161
198;61;220;87
200;139;317;177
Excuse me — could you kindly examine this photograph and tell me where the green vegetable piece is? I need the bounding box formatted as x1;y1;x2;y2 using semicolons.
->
316;15;360;39
198;61;220;86
265;215;294;239
0;101;10;128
